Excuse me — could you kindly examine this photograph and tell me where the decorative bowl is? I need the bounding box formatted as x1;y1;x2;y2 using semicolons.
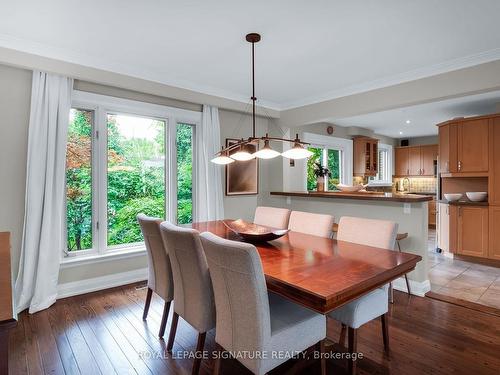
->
444;193;463;202
336;184;366;192
466;192;488;202
223;219;289;243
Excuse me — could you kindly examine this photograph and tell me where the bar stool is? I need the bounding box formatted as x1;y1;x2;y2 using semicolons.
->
396;233;411;296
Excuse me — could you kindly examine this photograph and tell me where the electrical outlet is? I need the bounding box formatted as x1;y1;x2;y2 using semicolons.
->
403;203;411;214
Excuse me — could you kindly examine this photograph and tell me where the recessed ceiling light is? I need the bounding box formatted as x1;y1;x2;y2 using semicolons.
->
406;120;411;124
399;131;403;135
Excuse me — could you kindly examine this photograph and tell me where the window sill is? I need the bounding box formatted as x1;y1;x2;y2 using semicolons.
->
60;246;147;269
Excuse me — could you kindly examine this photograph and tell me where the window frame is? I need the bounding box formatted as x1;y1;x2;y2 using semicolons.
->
368;143;393;186
303;132;353;189
62;91;201;263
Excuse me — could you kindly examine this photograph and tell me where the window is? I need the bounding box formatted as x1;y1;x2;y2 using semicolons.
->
176;123;193;224
306;147;341;191
66;109;94;252
302;133;353;190
369;143;393;185
64;91;201;259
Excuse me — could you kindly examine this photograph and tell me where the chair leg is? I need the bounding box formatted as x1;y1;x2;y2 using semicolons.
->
320;339;327;375
159;301;171;338
339;324;347;347
143;288;153;320
389;283;394;304
213;343;223;375
166;312;179;351
347;327;357;375
381;314;390;354
404;274;411;295
192;332;206;375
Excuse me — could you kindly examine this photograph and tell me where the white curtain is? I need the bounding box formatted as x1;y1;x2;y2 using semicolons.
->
15;71;73;314
195;105;225;221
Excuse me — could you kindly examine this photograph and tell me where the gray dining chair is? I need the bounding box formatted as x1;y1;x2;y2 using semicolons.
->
200;232;327;375
160;221;215;375
329;216;398;374
288;210;335;238
137;214;174;338
253;206;291;229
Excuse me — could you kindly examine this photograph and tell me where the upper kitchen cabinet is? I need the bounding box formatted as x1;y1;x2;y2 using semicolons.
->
394;145;437;177
438;117;488;176
353;136;378;176
395;147;409;176
489;116;500;205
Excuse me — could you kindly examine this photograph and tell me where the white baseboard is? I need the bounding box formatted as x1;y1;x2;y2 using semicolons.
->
392;277;431;297
57;267;148;300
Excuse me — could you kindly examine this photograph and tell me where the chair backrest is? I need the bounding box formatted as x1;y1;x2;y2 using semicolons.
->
288;210;335;238
253;206;291;229
160;221;215;333
137;214;173;301
337;216;398;250
200;232;271;353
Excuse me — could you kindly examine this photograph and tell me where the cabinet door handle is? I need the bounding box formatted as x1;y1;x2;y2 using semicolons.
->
458;161;462;171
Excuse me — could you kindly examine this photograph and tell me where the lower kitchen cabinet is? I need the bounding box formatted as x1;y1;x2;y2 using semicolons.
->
457;206;489;258
489;206;500;260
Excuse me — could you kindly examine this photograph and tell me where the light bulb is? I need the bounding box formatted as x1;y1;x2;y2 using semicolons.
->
253;140;280;159
231;143;256;161
211;155;234;165
282;142;313;160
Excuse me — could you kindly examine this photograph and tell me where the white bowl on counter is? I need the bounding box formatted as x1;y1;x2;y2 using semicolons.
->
444;193;463;202
466;192;488;202
336;184;366;192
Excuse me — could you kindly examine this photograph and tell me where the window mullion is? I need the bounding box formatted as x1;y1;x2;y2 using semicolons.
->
96;106;108;255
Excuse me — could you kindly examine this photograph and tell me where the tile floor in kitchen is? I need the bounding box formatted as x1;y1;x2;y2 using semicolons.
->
427;229;500;309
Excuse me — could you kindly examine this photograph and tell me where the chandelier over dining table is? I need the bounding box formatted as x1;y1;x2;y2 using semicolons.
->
211;33;313;165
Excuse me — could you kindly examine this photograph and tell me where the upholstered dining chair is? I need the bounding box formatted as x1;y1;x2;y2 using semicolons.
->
253;206;291;229
137;214;174;338
329;216;398;374
200;232;327;375
160;222;215;375
288;210;335;238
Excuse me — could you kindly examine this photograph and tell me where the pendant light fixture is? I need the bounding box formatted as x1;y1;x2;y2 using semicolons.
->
211;33;313;164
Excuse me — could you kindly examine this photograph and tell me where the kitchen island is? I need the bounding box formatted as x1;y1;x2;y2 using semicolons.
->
265;191;432;296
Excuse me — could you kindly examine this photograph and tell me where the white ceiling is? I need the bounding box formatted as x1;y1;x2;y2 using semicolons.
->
333;90;500;138
1;1;500;110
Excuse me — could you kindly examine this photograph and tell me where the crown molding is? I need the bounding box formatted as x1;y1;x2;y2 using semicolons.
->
279;48;500;110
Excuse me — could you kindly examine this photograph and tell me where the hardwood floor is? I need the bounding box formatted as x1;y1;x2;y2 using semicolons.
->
8;283;500;375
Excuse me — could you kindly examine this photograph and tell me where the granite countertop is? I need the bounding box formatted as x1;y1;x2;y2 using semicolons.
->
270;191;433;203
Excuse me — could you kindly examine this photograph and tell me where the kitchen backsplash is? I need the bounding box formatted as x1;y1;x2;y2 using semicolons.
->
394;177;437;193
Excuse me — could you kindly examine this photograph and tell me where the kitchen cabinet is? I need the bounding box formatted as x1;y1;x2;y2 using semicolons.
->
438;203;452;253
456;205;488;258
489;116;500;205
353;136;378;177
438;117;488;175
457;119;489;173
489;206;500;260
394;145;437;176
395;147;409;176
428;199;437;227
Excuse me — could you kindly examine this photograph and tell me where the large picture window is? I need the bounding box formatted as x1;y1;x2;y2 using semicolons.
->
64;91;200;258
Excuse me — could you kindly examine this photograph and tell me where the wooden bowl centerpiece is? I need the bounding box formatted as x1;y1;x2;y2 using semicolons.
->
223;219;289;243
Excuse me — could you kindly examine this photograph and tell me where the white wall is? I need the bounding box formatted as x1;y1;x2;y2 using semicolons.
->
0;64;31;279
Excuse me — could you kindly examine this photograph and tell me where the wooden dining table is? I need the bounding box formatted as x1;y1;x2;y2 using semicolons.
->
191;221;422;314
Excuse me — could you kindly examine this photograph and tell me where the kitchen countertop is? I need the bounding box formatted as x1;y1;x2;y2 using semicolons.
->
270;191;433;202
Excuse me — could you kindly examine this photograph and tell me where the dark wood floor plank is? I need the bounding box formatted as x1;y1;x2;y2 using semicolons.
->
47;303;80;375
31;310;66;375
85;292;153;375
70;293;138;374
63;300;117;375
22;312;44;375
8;314;28;375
